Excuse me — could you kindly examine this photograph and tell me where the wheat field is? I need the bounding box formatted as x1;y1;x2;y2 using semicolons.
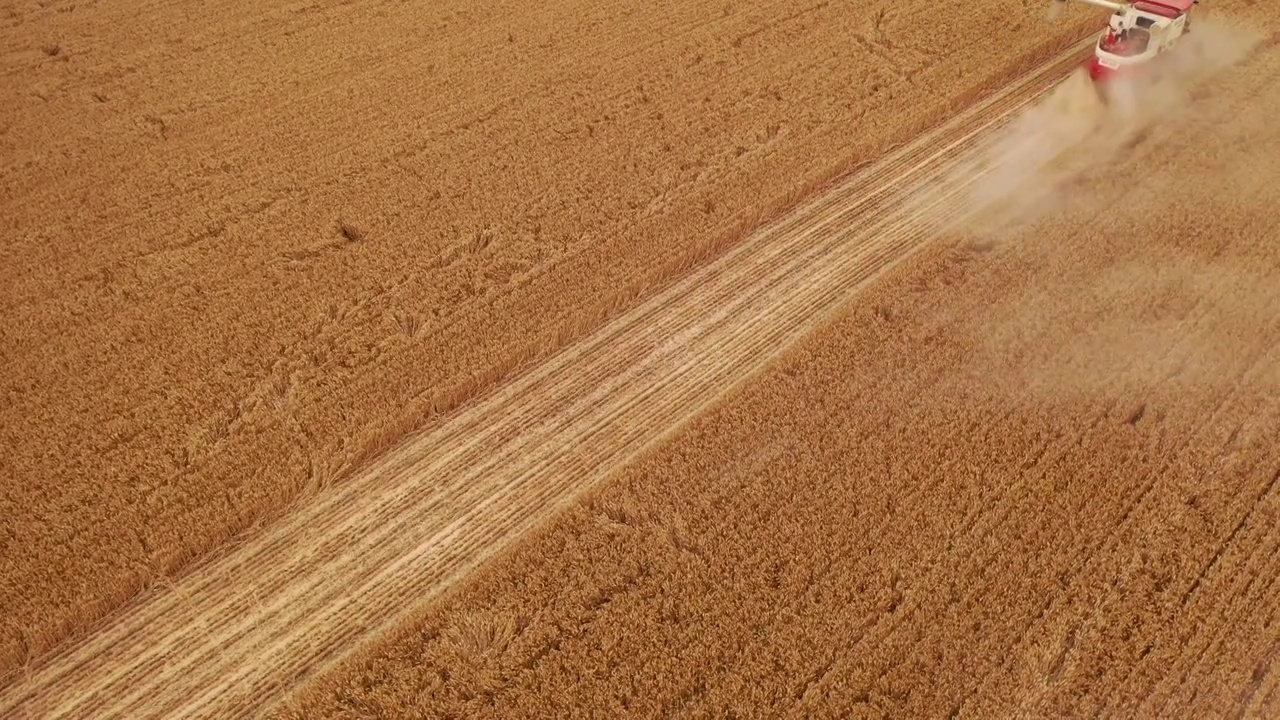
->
2;0;1277;716
278;11;1280;714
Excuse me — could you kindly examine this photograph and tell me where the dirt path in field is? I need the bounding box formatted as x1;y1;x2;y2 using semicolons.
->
278;12;1280;720
0;39;1098;720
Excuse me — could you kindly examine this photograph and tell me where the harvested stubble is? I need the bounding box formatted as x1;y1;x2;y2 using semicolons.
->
0;0;1095;674
281;16;1280;720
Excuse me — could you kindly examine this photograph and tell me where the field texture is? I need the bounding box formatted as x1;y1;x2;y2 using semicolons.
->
3;0;1277;718
277;8;1280;720
0;42;1101;718
0;0;1093;674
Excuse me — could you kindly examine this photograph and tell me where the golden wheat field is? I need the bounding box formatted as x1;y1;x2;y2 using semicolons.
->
2;0;1278;716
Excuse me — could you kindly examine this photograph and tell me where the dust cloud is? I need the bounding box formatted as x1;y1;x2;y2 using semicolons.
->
971;254;1280;399
943;16;1280;400
959;16;1265;241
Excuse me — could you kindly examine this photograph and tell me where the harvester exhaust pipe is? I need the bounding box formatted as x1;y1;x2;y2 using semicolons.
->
1046;0;1128;23
1050;0;1129;12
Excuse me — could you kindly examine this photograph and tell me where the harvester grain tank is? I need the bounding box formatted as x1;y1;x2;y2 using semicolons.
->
1050;0;1198;86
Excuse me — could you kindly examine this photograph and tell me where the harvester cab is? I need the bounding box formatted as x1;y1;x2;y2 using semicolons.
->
1049;0;1198;86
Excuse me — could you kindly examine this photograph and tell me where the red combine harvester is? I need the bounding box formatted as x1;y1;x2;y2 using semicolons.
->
1051;0;1198;89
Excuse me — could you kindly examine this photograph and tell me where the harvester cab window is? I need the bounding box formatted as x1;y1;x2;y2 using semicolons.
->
1100;25;1152;56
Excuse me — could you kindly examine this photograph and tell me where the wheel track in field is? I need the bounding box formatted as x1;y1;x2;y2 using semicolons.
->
0;38;1095;719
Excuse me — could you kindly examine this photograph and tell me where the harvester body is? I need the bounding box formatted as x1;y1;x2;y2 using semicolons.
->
1052;0;1198;89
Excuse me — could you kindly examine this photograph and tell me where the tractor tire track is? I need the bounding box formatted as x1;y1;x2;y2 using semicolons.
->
0;39;1095;720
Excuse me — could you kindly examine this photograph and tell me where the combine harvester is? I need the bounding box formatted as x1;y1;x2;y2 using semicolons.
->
1050;0;1199;96
957;0;1254;234
955;0;1211;232
1035;0;1217;138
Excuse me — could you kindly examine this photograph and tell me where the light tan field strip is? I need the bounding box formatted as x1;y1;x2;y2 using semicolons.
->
0;39;1094;719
